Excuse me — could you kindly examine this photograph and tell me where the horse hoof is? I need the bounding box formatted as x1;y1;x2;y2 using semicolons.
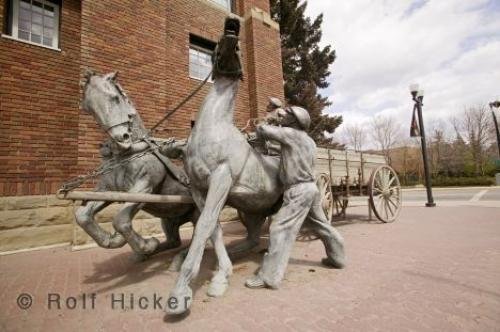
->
165;287;193;315
108;233;126;248
207;279;228;297
143;237;160;254
207;271;229;297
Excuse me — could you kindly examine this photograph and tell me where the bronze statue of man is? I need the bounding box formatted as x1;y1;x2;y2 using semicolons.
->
246;106;346;289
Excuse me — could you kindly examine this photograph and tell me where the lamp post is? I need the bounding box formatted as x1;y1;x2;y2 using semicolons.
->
489;100;500;158
410;84;436;207
490;100;500;185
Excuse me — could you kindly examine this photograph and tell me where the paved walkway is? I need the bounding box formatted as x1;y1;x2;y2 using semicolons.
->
1;205;499;331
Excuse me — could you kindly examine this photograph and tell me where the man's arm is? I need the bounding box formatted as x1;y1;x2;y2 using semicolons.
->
256;124;291;144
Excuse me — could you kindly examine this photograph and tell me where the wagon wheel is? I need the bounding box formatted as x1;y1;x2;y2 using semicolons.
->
297;173;333;241
368;165;402;223
317;173;334;221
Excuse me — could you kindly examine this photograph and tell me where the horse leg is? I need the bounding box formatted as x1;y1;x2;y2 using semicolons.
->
75;201;126;248
166;165;232;315
153;211;196;254
207;223;233;297
166;212;232;283
190;192;233;297
227;212;266;256
168;247;188;272
158;217;183;251
112;202;159;257
167;209;200;272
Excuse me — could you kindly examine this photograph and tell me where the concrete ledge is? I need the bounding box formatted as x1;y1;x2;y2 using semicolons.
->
0;242;71;256
244;7;279;30
0;206;73;230
0;224;73;252
0;191;240;253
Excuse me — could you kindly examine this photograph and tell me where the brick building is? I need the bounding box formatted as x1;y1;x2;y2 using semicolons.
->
0;0;284;252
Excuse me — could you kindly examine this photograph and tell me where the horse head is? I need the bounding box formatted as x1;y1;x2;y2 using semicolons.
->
212;16;243;80
81;70;142;151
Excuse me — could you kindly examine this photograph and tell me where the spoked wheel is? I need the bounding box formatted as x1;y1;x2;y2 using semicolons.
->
317;173;334;222
332;195;348;219
297;173;333;241
368;165;402;223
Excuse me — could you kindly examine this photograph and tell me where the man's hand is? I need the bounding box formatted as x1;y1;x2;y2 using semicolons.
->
160;139;187;159
266;116;279;126
255;123;265;137
177;171;190;187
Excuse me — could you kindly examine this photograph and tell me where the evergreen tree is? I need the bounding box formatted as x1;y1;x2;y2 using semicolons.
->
270;0;342;146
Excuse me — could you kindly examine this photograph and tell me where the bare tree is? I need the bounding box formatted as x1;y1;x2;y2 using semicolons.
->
344;123;366;151
453;105;492;176
392;138;422;184
428;128;446;177
370;115;402;164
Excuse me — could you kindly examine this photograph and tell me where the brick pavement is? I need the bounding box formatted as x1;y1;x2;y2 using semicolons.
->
1;205;499;331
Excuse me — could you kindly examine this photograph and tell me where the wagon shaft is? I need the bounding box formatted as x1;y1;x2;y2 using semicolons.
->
57;191;194;204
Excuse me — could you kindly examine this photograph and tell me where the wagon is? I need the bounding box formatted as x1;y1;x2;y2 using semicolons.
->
314;147;402;224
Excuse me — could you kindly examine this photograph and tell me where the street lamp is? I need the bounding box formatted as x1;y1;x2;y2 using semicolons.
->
489;100;500;158
410;84;436;207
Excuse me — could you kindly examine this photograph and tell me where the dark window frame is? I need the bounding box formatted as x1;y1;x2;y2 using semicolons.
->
189;34;216;82
2;0;62;50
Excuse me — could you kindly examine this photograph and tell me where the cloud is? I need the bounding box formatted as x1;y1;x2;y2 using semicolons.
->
305;0;500;145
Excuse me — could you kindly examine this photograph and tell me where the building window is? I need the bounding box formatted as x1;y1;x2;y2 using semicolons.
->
5;0;60;49
189;34;216;81
209;0;232;11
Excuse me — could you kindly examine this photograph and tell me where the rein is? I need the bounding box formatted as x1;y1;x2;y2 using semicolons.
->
104;120;132;135
149;70;212;134
59;71;212;194
61;31;241;194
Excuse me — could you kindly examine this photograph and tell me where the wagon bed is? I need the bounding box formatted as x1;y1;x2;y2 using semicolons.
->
314;147;402;223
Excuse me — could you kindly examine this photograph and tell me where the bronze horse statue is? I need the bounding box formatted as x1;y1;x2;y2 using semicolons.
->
167;17;345;314
77;69;270;262
77;71;197;259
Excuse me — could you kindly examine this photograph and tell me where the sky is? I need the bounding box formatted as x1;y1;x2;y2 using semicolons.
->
305;0;500;144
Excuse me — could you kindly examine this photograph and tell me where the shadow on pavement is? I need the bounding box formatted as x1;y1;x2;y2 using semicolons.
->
80;215;382;299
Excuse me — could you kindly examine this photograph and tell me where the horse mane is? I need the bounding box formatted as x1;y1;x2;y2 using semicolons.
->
113;81;131;103
108;79;148;139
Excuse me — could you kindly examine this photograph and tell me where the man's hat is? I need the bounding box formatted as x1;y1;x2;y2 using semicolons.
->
288;106;311;130
268;97;283;108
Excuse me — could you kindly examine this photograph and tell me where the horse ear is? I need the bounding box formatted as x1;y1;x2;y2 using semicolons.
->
84;68;95;81
105;71;119;82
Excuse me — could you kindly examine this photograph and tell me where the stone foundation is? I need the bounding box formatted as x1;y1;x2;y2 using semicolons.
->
0;195;239;253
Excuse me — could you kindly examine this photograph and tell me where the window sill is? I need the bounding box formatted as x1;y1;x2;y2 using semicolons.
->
200;0;231;13
1;33;61;52
189;75;214;83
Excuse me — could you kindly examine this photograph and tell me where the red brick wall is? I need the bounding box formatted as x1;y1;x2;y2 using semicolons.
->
0;0;81;196
0;0;284;196
78;0;171;178
236;0;270;15
163;0;252;136
245;10;284;119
